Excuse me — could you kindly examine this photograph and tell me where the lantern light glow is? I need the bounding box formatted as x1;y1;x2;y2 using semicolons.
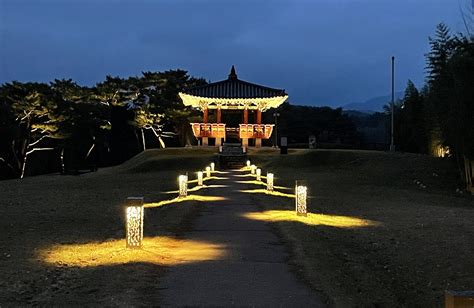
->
125;197;144;248
251;165;256;175
295;182;307;216
197;171;203;186
206;166;211;178
211;162;215;172
179;175;188;197
256;168;261;181
267;173;274;191
246;160;251;168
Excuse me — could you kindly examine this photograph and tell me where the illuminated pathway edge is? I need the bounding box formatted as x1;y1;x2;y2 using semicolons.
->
158;170;325;306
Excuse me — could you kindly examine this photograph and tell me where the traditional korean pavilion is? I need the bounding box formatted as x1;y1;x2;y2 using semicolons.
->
179;66;288;147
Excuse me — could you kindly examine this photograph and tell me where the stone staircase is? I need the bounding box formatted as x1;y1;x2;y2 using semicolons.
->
218;143;247;169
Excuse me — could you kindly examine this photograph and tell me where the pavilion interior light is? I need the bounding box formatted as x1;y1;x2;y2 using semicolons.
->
267;173;274;191
295;181;308;216
125;197;144;249
246;160;251;168
206;166;211;178
197;171;203;186
256;168;262;181
179;175;188;198
251;165;256;175
211;162;215;172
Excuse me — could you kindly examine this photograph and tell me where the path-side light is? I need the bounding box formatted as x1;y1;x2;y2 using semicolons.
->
256;168;262;181
246;160;251;168
211;162;215;172
267;173;274;191
251;165;256;175
206;166;211;178
179;174;188;197
125;197;144;248
295;181;307;216
219;145;223;153
197;171;203;186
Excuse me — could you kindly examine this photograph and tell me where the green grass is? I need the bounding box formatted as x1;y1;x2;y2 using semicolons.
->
1;147;472;306
247;149;474;307
0;147;214;306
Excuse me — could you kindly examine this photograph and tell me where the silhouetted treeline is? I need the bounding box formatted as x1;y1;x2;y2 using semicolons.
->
0;70;206;179
271;103;360;148
352;24;473;190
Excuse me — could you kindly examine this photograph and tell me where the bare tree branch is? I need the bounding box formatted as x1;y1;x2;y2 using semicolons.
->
25;147;55;156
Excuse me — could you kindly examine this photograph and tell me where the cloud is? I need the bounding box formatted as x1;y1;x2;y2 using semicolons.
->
0;0;463;106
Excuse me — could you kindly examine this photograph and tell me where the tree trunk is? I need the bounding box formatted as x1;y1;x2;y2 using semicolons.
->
464;156;473;193
141;128;146;151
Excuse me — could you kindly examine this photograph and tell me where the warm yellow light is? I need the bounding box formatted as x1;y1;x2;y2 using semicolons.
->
197;171;203;186
242;210;381;228
40;236;226;267
267;173;274;191
210;162;215;172
246;160;251;168
144;195;228;208
179;175;188;197
251;164;256;175
256;168;261;181
125;197;144;248
239;188;295;198
206;166;211;178
295;183;307;216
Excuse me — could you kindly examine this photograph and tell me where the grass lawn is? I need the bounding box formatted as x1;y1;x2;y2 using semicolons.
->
246;148;474;307
0;147;472;306
0;148;216;305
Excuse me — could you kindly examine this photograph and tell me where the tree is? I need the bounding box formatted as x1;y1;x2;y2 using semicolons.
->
396;80;426;153
50;79;110;172
0;82;63;178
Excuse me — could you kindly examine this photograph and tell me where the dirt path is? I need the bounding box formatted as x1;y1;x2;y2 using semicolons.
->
158;170;325;306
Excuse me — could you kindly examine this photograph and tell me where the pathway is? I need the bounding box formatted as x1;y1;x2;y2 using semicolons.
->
158;170;325;306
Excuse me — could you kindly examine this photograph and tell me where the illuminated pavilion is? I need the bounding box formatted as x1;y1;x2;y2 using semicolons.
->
179;66;288;147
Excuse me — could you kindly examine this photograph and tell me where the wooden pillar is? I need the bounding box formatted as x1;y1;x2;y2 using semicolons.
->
242;107;249;147
256;109;262;124
255;109;262;148
217;107;221;123
203;108;208;123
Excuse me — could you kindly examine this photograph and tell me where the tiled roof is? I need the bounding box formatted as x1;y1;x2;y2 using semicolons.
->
182;66;287;99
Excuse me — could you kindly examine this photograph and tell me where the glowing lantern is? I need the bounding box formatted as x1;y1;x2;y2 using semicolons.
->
211;162;215;172
246;160;251;168
206;166;211;178
256;168;261;181
295;181;307;216
179;175;188;197
251;165;256;175
125;197;144;248
267;173;274;191
197;171;203;186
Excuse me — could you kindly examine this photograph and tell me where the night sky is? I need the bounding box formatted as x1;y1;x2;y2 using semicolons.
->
0;0;464;107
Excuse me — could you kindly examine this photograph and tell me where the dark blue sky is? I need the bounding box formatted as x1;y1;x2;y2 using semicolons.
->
0;0;464;107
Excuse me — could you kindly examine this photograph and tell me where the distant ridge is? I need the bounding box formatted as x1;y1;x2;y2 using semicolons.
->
342;92;403;113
